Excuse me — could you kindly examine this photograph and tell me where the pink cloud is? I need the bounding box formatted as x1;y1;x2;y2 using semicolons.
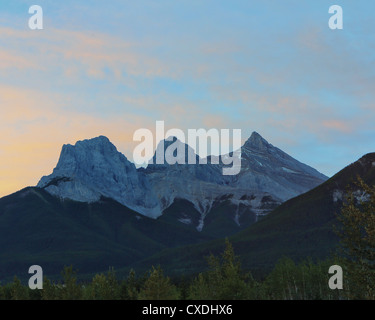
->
322;120;352;134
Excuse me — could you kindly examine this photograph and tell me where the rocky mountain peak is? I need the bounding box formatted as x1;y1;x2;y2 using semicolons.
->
243;131;270;151
37;136;161;218
148;136;199;166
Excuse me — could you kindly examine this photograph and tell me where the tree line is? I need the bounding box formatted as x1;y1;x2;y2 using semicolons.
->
0;242;343;300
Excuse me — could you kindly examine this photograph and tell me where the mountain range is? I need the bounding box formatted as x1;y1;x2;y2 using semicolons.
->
37;132;327;232
1;133;372;281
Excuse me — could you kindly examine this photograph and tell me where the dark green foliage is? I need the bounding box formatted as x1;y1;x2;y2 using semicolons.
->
84;267;119;300
41;277;58;300
264;257;342;300
124;269;140;300
10;276;29;300
138;266;180;300
60;266;82;300
188;239;254;299
335;178;375;299
0;283;12;300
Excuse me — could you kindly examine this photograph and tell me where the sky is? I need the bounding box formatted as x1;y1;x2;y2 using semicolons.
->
1;0;375;197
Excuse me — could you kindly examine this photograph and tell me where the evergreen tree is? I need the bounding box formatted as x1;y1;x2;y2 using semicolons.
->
10;276;29;300
188;272;211;299
41;277;59;300
335;178;375;299
189;239;253;299
126;269;139;300
0;283;12;300
60;265;82;300
265;257;298;300
138;266;180;300
86;268;119;300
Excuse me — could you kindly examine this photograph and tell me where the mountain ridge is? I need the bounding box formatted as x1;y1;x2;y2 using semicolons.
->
36;132;328;231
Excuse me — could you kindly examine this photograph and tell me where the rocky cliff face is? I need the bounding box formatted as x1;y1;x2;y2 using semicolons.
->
37;136;161;218
37;133;328;230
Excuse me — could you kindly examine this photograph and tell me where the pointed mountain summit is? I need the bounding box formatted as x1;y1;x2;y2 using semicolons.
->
147;136;200;167
238;131;328;199
243;131;271;151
